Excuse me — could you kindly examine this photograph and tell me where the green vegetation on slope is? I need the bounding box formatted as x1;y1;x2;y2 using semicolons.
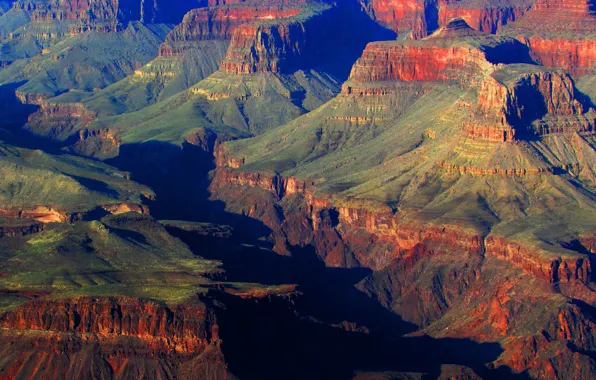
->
0;213;222;310
0;140;153;211
89;69;340;145
0;22;172;97
222;77;596;249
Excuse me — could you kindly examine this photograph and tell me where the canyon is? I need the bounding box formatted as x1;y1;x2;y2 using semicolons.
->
1;0;596;379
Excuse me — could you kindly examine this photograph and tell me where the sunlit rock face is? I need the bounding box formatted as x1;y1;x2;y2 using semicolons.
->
500;0;596;75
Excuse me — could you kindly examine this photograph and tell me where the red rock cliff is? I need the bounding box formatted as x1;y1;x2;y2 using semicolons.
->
476;65;596;136
501;0;596;75
438;0;533;34
0;296;232;379
343;19;529;90
221;3;348;74
159;5;301;57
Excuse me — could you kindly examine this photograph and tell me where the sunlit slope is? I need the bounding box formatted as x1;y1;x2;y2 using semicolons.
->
220;21;596;252
0;139;153;212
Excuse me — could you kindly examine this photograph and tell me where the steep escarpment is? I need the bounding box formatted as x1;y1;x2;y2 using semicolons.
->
208;164;596;377
344;19;530;91
0;296;217;348
209;163;595;286
358;0;443;39
476;64;596;138
2;2;596;378
500;0;596;76
0;296;232;379
12;0;197;32
119;1;308;114
438;0;535;34
159;5;301;57
221;3;337;74
358;0;532;39
207;21;596;379
408;255;596;377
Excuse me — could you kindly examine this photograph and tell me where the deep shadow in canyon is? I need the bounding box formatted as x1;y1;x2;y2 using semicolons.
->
0;73;530;380
0;82;65;152
104;138;527;379
180;229;528;380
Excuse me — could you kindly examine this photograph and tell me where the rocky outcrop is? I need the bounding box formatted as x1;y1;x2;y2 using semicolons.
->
14;90;51;105
438;0;533;34
359;0;531;38
476;65;596;137
211;157;594;285
346;41;495;85
12;0;197;32
0;296;232;379
517;36;596;76
0;219;43;237
0;296;217;349
159;5;301;57
34;102;98;125
0;203;149;223
500;0;596;75
359;0;443;39
485;236;592;284
221;3;355;74
344;19;529;90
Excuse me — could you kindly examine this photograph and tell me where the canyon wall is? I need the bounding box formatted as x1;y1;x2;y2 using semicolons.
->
360;0;532;38
518;37;596;76
501;0;596;75
343;19;530;91
0;202;149;223
159;5;301;57
0;296;231;379
438;1;533;34
13;0;198;31
209;164;592;285
346;42;496;85
476;66;596;136
221;4;336;74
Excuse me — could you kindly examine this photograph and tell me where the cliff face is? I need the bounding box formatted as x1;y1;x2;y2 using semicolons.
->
359;0;530;38
346;42;495;85
343;20;595;141
0;202;148;223
0;296;216;348
0;296;231;379
209;165;593;286
13;0;197;31
500;0;596;76
360;0;433;38
438;1;533;34
344;19;530;90
359;0;595;76
518;37;596;76
359;0;483;39
159;6;301;57
221;4;335;74
208;165;596;376
476;66;596;137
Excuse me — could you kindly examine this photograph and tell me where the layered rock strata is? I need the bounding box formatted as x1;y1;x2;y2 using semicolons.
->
0;296;231;379
500;0;596;75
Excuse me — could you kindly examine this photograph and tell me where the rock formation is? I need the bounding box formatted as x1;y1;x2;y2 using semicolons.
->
2;1;596;379
12;0;198;32
0;296;232;379
500;0;596;76
438;0;534;34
